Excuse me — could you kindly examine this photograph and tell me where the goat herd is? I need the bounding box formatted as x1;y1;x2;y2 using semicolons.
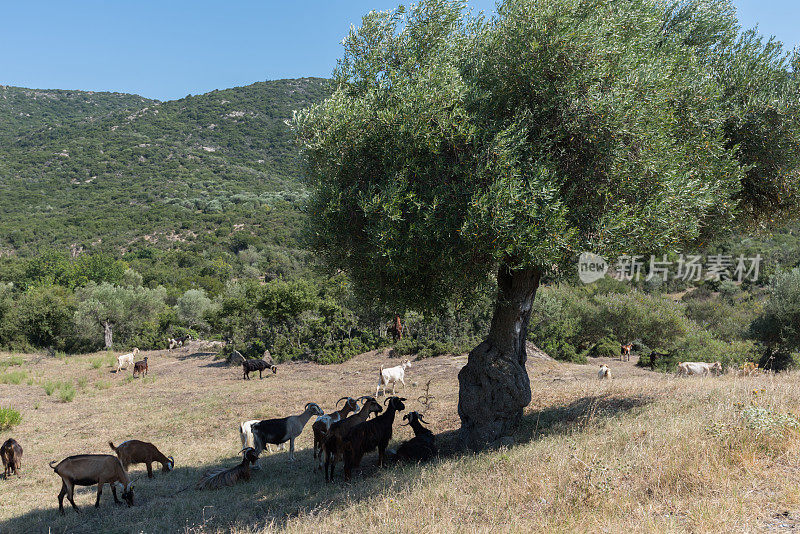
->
1;355;436;517
1;339;738;518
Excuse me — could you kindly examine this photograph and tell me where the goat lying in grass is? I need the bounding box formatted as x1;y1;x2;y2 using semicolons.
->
196;448;259;490
392;411;437;463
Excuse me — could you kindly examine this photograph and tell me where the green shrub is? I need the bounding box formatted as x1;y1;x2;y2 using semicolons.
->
58;383;76;402
592;336;620;358
0;406;21;430
0;355;24;368
0;370;28;385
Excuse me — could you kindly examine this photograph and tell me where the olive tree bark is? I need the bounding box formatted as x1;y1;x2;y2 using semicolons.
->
458;263;541;449
103;321;113;349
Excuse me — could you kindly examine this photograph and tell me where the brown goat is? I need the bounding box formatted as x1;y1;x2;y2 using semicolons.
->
133;357;148;377
341;396;405;481
312;397;359;471
50;454;133;514
1;438;22;478
109;440;173;478
322;397;383;482
196;447;259;490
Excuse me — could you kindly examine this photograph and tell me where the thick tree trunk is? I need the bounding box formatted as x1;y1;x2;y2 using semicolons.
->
103;321;113;349
458;264;541;449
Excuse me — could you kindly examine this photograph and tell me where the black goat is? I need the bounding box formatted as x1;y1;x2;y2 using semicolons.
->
341;396;405;481
242;358;277;380
1;438;22;478
393;411;437;462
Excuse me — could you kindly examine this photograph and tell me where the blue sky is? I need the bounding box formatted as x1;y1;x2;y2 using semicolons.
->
1;0;797;101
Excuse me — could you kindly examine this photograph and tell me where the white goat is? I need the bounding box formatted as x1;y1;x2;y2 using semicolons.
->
116;348;140;373
376;359;412;397
239;420;284;468
598;365;611;380
676;361;723;377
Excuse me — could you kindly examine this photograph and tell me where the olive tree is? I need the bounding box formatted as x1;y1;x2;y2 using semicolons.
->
296;0;800;448
74;282;167;349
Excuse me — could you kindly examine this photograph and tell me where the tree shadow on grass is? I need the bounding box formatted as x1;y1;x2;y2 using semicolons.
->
436;393;654;456
176;351;219;361
0;394;653;533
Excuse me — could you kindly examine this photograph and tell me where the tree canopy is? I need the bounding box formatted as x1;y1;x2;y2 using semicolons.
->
297;0;800;447
297;0;800;309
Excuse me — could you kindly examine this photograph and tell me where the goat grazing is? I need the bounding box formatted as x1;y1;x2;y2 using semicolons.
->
341;396;406;481
322;396;383;482
312;397;359;471
598;365;611;380
392;411;437;463
133;357;148;377
50;454;134;514
1;438;22;478
116;348;140;373
251;402;323;461
376;359;412;397
676;361;723;377
196;447;259;490
242;358;277;380
109;440;173;478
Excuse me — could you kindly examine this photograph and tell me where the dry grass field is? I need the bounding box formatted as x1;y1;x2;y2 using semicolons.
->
1;344;800;533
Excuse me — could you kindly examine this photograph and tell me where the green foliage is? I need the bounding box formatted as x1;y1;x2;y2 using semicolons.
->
58;383;76;403
0;355;24;368
295;0;800;318
74;282;167;349
176;289;215;329
750;268;800;370
0;406;22;430
2;285;77;351
43;380;75;401
592;337;620;359
529;282;757;369
0;79;328;264
0;370;28;385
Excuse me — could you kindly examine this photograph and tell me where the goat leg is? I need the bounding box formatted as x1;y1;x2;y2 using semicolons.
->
58;482;67;515
95;483;103;507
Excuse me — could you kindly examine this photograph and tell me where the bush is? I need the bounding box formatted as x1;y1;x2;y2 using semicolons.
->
0;406;21;430
0;370;28;385
591;336;620;358
58;383;76;402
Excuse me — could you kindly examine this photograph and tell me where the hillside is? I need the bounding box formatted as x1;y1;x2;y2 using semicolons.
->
0;78;329;258
1;348;799;532
0;85;154;140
